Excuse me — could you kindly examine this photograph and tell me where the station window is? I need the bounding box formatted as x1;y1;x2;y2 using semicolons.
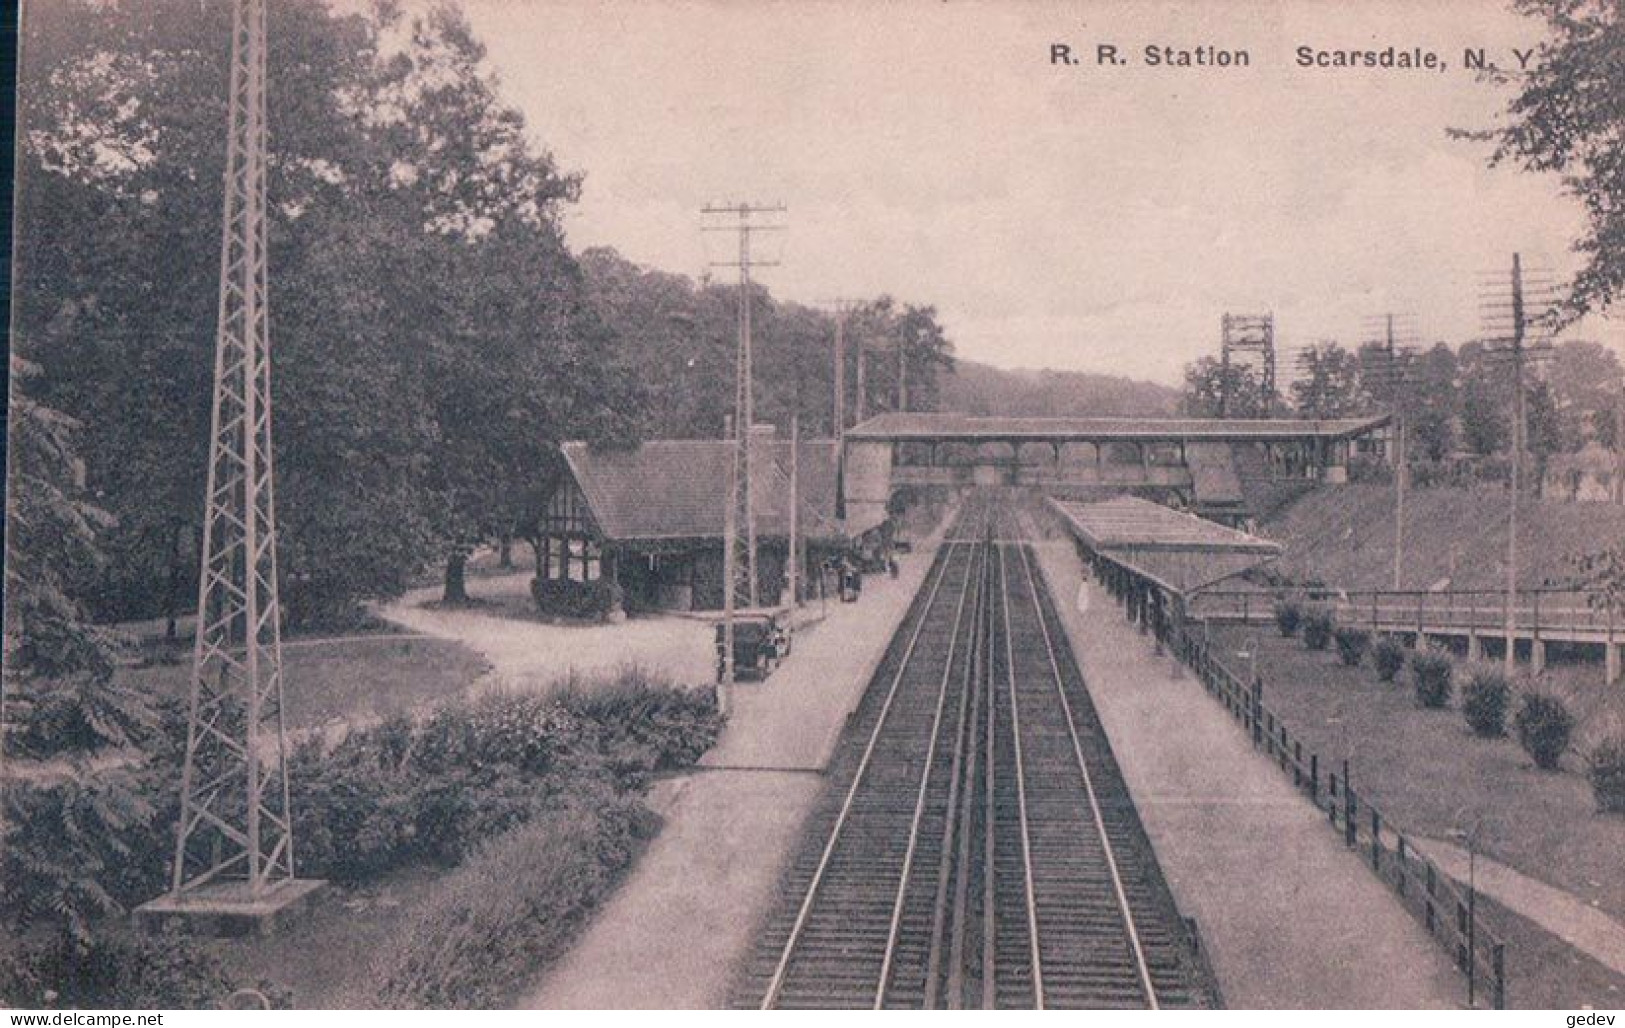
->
542;537;601;583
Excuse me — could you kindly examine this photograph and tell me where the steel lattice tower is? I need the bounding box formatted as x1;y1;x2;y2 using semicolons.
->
170;0;295;898
1220;313;1276;416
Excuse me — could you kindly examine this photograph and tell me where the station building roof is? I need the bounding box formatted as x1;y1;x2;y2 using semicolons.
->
559;437;880;544
847;411;1390;443
1048;494;1282;595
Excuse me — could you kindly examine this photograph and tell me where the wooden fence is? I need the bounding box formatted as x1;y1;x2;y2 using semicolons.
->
1193;586;1615;643
1170;622;1507;1008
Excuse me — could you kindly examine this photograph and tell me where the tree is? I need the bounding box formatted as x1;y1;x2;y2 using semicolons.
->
1408;344;1460;461
1458;342;1511;457
1178;356;1267;418
3;362;161;942
1463;0;1625;323
1546;339;1624;449
1290;342;1363;418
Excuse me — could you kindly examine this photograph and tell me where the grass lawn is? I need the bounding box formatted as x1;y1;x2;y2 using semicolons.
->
1209;623;1625;1007
120;636;491;731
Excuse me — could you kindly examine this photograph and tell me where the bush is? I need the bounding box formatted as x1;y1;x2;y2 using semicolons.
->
1273;598;1302;637
530;577;621;621
368;789;659;1008
1333;627;1368;667
287;678;720;881
1372;636;1406;682
1301;606;1336;651
1515;692;1575;770
0;930;236;1009
1586;735;1625;814
1461;666;1511;737
1410;650;1454;708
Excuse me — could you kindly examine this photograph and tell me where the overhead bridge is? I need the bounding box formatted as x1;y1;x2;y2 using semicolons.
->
841;412;1391;528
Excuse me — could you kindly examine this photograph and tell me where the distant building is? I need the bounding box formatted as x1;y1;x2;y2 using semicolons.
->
537;427;886;614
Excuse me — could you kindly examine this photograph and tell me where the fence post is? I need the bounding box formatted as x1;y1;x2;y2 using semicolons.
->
1492;943;1505;1010
1370;808;1381;872
1309;753;1319;804
1396;835;1408;897
1251;677;1264;747
1293;740;1303;787
1343;760;1357;847
1425;864;1437;933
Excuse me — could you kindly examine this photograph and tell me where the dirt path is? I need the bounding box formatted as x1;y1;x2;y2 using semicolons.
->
378;572;714;693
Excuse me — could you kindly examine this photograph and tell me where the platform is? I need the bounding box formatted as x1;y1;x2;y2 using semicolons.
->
134;878;326;937
1024;528;1463;1009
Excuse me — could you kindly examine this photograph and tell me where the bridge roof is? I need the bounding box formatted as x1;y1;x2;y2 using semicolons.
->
1048;495;1281;594
847;411;1389;443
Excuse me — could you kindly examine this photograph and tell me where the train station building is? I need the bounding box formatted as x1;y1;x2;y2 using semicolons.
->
539;428;887;613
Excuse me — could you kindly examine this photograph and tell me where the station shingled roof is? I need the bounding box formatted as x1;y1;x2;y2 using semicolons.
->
1048;495;1281;595
559;438;878;543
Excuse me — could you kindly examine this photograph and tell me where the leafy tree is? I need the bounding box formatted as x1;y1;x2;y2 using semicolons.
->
1463;0;1625;322
1407;344;1461;461
1546;339;1624;449
1178;356;1268;418
3;363;162;943
1290;342;1363;418
1458;341;1511;457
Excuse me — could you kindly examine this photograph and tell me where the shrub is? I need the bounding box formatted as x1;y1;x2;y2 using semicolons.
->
1273;598;1302;637
1410;650;1453;708
0;930;236;1009
1301;606;1336;651
1461;666;1511;737
1515;692;1575;770
1586;735;1625;814
1372;636;1406;682
530;577;621;621
368;789;659;1008
287;678;720;881
1333;627;1369;667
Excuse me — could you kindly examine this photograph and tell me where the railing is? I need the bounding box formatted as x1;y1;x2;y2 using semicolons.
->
1193;586;1618;644
1169;620;1507;1008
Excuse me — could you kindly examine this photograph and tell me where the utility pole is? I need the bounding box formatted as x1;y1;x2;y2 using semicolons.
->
155;0;313;911
1388;315;1407;591
855;335;867;424
789;412;800;608
1616;391;1625;505
1507;254;1526;675
897;331;908;412
833;310;846;442
703;202;784;692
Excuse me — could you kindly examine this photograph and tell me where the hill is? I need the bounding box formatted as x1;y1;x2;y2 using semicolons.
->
937;360;1179;418
1260;483;1625;592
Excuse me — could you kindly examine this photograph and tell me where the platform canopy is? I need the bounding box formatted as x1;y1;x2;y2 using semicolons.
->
848;411;1389;443
1048;495;1281;595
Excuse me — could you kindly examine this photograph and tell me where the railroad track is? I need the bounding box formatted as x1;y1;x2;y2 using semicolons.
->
734;496;1216;1009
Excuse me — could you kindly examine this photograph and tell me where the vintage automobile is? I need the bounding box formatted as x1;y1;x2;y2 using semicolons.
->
714;610;792;681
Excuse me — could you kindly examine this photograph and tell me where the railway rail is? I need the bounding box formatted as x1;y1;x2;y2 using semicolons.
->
734;496;1217;1009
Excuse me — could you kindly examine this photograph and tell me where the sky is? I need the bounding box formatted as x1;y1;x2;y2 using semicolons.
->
453;0;1618;387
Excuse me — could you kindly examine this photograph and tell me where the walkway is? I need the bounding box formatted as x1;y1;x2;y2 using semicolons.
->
380;572;714;693
1025;531;1465;1009
519;524;951;1008
1414;836;1625;982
